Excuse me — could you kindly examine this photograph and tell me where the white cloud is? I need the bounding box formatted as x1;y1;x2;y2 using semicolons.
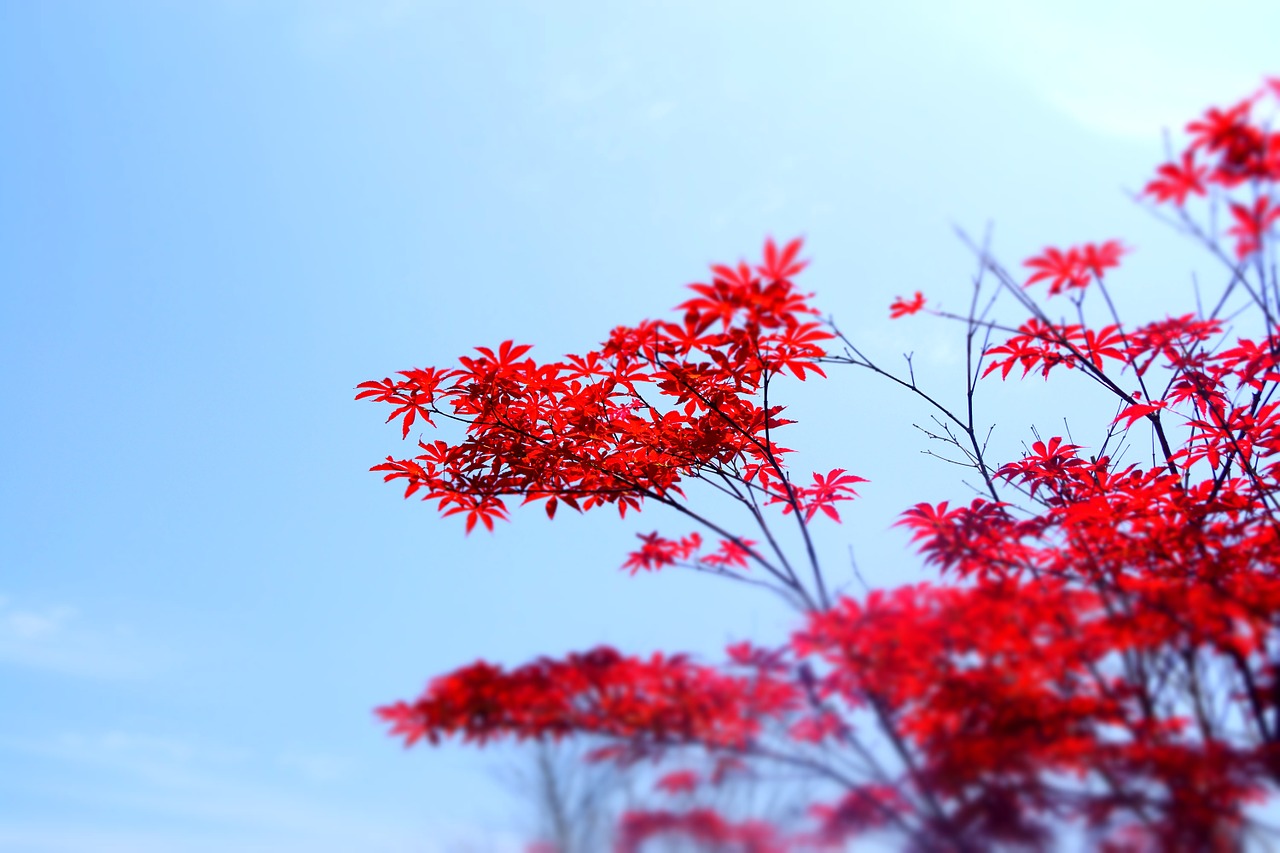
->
4;605;71;641
278;749;346;783
936;0;1278;141
290;0;424;58
0;731;526;853
0;824;528;853
0;596;168;679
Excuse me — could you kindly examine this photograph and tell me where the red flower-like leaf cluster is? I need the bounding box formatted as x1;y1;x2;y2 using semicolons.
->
616;808;784;853
889;291;925;318
982;318;1126;380
359;238;834;538
1144;82;1280;259
1022;240;1126;296
378;646;800;751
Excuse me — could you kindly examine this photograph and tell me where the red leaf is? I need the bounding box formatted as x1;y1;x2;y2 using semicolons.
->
889;291;925;319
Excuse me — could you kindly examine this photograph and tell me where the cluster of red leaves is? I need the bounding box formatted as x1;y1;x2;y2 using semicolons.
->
887;80;1280;318
982;318;1126;380
621;532;757;575
1145;78;1280;259
364;83;1280;851
358;238;836;535
1023;240;1127;296
791;444;1280;847
377;646;799;751
889;291;925;319
615;809;784;853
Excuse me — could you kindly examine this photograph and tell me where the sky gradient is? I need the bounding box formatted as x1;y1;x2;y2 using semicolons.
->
2;2;1278;850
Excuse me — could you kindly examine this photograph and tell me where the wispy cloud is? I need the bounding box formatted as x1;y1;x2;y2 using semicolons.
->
277;749;346;783
0;730;526;852
938;1;1275;141
290;0;423;58
0;595;169;679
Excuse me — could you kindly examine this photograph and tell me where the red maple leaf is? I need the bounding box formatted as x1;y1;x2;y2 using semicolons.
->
889;291;926;318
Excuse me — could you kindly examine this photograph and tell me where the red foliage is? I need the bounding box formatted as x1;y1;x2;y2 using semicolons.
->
361;83;1280;849
1023;240;1127;296
377;646;799;751
889;291;926;318
1144;150;1208;205
616;808;784;853
654;769;701;795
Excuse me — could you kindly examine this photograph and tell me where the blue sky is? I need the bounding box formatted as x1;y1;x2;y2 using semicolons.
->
2;2;1277;850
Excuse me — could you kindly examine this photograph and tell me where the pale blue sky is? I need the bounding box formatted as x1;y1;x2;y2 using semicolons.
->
2;2;1277;850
